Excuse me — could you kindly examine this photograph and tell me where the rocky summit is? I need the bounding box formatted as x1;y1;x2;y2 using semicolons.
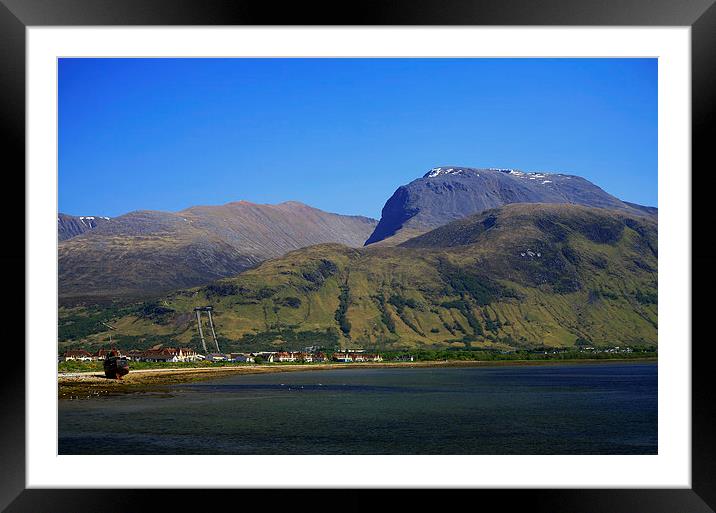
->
58;213;112;241
365;167;656;245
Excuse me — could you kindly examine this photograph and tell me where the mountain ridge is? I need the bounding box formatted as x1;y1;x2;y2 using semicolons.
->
58;213;112;241
365;166;656;245
58;201;377;302
59;203;657;354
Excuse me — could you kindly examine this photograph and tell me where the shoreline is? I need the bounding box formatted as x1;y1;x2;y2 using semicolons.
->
58;357;657;400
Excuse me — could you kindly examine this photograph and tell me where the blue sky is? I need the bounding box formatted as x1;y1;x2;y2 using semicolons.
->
59;58;657;219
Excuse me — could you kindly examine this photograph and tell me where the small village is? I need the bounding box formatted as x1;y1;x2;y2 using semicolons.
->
59;344;644;365
59;347;411;364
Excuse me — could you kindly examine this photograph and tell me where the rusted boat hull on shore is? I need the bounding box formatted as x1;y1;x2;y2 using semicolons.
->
103;355;130;379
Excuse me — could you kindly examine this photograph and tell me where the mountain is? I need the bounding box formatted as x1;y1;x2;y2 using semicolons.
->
58;201;377;301
58;213;112;241
59;203;657;353
365;167;657;245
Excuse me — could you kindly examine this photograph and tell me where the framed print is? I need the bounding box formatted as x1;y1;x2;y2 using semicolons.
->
2;0;715;511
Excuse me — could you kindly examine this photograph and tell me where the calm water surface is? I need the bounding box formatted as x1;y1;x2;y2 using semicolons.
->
58;362;657;454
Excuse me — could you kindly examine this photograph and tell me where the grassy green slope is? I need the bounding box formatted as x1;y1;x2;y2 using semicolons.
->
59;203;657;353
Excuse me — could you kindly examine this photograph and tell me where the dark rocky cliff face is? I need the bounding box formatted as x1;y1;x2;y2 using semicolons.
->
365;167;656;245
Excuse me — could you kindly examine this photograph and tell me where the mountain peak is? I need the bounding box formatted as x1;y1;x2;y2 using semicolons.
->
367;165;653;245
216;200;309;209
423;166;559;179
57;213;112;241
278;200;309;207
423;166;472;178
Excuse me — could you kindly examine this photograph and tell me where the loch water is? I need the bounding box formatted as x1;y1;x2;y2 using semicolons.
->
58;361;657;454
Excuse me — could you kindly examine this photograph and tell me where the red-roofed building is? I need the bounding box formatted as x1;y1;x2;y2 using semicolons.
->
125;350;145;361
94;348;126;360
332;352;352;363
128;347;201;362
276;351;297;362
62;350;94;361
313;352;329;362
141;348;179;362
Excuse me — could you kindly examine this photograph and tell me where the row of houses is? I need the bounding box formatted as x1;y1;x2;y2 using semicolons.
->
578;346;635;354
131;348;202;362
198;351;330;363
61;347;395;364
332;352;383;363
261;351;330;363
61;347;202;362
245;351;384;363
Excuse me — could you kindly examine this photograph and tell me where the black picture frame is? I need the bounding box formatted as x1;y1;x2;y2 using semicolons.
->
2;1;713;511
